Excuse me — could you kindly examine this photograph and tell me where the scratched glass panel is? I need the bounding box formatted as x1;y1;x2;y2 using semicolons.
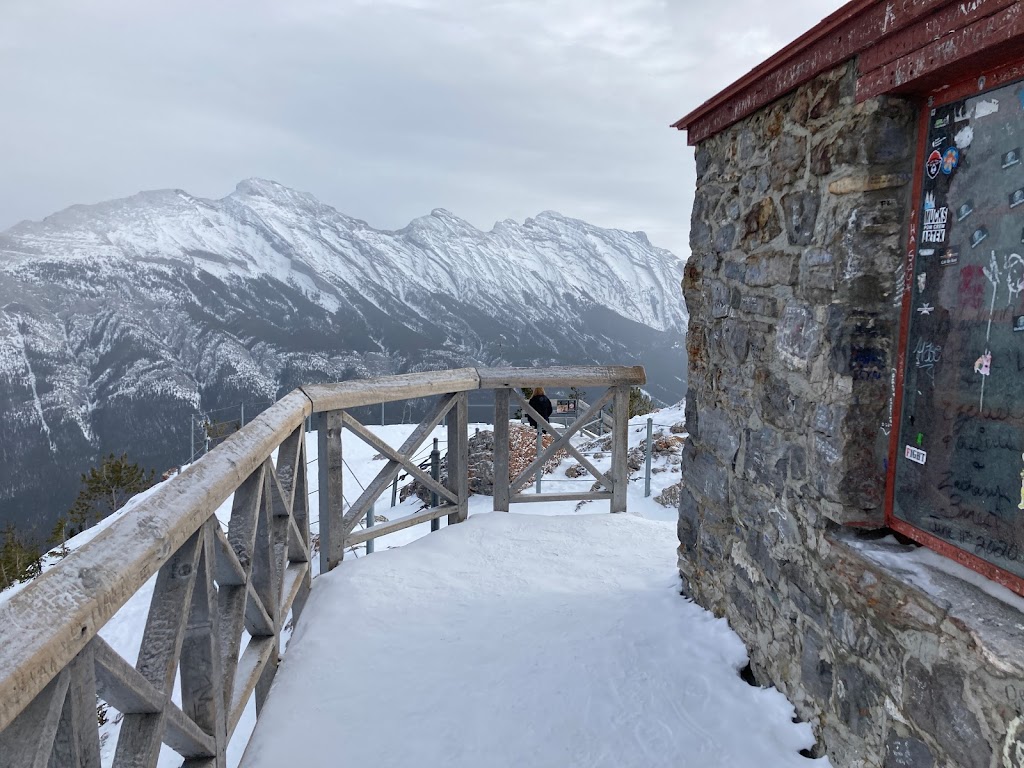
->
894;76;1024;578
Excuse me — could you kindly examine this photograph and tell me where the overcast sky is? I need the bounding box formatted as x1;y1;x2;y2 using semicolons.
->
1;0;848;257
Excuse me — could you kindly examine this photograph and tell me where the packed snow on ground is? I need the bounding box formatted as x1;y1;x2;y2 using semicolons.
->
242;511;824;768
3;405;826;767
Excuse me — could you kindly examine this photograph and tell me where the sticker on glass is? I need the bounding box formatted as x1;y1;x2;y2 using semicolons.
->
1011;188;1024;209
956;200;973;222
974;351;992;376
971;228;989;248
954;105;971;122
917;303;935;315
975;99;999;119
1003;148;1021;169
917;273;926;292
905;446;927;464
940;248;959;267
955;124;974;148
1013;316;1024;333
1018;453;1024;511
926;150;942;179
941;147;959;174
922;194;948;243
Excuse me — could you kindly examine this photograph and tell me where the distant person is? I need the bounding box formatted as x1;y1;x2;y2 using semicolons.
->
527;387;553;429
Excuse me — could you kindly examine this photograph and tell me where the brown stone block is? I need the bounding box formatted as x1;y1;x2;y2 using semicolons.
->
743;196;782;246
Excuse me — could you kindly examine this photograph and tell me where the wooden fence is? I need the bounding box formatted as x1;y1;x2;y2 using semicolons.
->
0;365;644;768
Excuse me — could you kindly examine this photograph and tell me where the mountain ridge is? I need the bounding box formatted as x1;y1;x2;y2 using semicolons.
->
0;178;687;537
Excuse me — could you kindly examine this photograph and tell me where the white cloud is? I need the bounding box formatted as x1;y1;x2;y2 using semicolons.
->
0;0;847;257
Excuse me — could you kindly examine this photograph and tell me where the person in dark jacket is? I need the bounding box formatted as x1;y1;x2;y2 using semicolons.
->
527;387;553;429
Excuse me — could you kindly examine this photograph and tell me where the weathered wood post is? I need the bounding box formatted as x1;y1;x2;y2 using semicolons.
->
317;410;344;573
493;388;510;512
611;386;629;513
447;391;469;524
535;428;543;494
430;438;441;532
645;417;653;498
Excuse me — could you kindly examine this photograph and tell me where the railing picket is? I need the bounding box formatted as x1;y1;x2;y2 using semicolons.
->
611;385;630;514
49;644;102;768
252;468;280;715
493;388;511;512
0;669;69;768
317;410;344;573
448;391;470;524
114;529;203;768
288;434;312;623
227;637;275;736
179;520;226;767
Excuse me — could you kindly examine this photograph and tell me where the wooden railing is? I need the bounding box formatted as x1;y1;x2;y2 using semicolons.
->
0;365;644;768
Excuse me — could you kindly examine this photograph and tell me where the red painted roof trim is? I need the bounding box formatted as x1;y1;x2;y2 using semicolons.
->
672;0;1021;145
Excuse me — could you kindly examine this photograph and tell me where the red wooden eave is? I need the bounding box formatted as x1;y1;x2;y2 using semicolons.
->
672;0;1024;146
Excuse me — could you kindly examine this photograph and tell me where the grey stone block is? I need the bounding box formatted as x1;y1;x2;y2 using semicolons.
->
904;660;990;768
801;629;834;703
837;660;882;736
884;731;934;768
782;191;821;246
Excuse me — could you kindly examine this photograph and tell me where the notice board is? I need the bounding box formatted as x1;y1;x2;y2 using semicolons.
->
892;73;1024;583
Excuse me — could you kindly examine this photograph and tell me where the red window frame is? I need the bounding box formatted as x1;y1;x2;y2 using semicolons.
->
885;56;1024;598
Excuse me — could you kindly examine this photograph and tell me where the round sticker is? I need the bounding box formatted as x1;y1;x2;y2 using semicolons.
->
941;147;959;175
926;149;942;179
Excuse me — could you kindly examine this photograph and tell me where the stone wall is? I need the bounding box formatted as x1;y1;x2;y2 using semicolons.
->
679;60;1024;767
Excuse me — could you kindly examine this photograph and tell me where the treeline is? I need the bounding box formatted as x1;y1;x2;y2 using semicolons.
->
0;453;156;591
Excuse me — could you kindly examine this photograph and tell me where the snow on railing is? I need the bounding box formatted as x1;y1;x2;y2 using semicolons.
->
0;365;643;768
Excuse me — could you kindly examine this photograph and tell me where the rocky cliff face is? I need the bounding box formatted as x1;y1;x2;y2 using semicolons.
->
0;179;686;535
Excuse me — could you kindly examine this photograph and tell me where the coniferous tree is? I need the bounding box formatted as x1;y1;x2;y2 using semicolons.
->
0;524;41;591
65;453;157;535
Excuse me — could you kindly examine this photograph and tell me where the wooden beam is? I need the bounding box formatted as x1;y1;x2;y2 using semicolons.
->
213;527;246;587
301;368;480;413
251;470;280;715
857;0;1016;75
286;436;312;623
179;521;225;765
317;410;344;574
510;492;613;504
672;0;957;144
227;637;275;737
114;530;203;768
345;506;455;547
857;2;1024;99
280;562;310;618
0;669;69;768
341;393;457;538
610;386;629;514
477;366;645;390
340;411;457;505
49;646;101;768
163;705;217;759
510;389;614;494
447;392;469;524
493;389;511;513
272;426;304;514
92;638;162;716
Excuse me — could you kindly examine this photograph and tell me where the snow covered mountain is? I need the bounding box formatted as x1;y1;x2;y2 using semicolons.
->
0;179;687;536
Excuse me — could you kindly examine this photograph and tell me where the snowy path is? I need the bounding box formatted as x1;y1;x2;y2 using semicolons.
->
241;512;824;768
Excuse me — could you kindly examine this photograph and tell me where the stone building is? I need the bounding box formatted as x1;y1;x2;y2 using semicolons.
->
672;2;1024;766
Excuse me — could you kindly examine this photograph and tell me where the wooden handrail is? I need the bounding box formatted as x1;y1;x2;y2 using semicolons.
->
0;365;644;767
